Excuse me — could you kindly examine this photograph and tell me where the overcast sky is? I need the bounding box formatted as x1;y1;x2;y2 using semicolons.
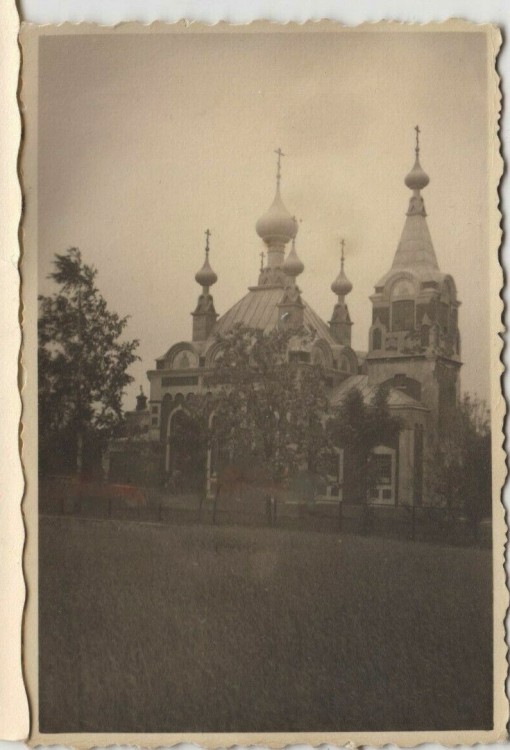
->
38;28;490;407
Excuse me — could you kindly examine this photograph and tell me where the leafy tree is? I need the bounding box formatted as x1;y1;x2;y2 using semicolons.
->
38;248;139;476
327;385;401;506
198;324;331;488
428;393;491;537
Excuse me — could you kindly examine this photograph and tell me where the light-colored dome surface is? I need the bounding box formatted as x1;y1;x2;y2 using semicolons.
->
331;266;353;297
256;186;298;245
405;156;430;191
283;239;304;278
195;254;217;288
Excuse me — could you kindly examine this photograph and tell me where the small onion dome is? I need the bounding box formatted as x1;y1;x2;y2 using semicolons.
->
256;187;298;245
195;253;217;288
331;265;352;297
283;238;304;278
405;156;430;191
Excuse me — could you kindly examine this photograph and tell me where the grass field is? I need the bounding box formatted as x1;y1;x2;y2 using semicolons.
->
39;516;493;733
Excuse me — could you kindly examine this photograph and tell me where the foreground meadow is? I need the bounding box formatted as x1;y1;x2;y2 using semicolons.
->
39;516;493;732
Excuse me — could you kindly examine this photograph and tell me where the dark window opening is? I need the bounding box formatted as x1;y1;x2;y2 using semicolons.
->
372;328;382;350
374;454;392;485
421;325;430;347
289;351;311;363
438;301;449;332
162;375;199;387
391;300;415;331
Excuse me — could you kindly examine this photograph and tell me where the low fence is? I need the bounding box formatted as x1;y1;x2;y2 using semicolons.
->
39;477;491;547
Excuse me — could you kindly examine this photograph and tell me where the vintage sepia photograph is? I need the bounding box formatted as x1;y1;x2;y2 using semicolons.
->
20;21;505;745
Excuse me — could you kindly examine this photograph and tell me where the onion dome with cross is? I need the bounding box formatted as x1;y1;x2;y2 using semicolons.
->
405;125;430;192
256;148;298;245
331;239;352;299
195;229;218;291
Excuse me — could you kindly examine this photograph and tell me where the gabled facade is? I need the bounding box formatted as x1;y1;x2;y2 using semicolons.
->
110;133;461;507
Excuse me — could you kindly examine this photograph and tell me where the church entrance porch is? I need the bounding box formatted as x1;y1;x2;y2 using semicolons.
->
165;408;205;494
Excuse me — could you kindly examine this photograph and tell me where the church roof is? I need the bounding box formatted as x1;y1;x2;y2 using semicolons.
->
329;374;427;411
390;211;439;273
210;286;338;347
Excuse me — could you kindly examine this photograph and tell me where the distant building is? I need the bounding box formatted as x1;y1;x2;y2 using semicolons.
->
109;131;461;505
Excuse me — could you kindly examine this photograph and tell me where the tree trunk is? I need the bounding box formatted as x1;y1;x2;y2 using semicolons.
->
76;430;83;478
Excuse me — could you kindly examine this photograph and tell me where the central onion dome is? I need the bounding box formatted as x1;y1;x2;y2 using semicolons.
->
331;239;352;297
283;236;304;279
256;187;298;245
195;229;218;289
404;125;430;191
256;148;298;245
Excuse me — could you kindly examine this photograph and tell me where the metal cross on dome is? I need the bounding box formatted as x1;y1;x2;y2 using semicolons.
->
274;147;285;185
415;125;421;154
205;228;211;253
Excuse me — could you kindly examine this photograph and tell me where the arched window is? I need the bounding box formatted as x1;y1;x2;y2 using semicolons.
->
391;279;415;332
372;328;382;351
177;352;190;369
438;282;454;335
312;348;324;366
339;355;349;372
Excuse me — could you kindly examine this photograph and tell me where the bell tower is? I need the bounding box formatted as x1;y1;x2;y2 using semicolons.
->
366;128;462;434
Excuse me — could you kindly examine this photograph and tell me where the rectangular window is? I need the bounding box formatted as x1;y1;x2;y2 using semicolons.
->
374;454;392;485
151;406;158;415
161;375;199;387
151;417;158;426
391;300;415;331
289;351;310;363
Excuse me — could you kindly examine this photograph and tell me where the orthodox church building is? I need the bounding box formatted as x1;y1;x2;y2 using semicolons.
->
109;131;462;506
